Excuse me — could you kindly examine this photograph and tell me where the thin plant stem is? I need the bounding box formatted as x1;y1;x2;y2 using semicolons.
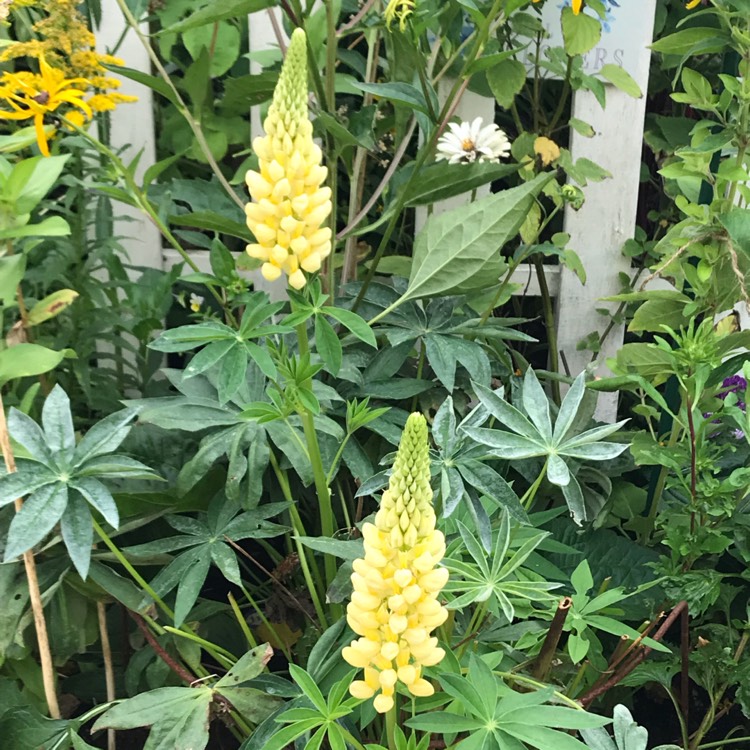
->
519;458;548;510
228;592;258;649
385;702;398;750
269;451;329;626
697;738;750;749
532;596;572;681
0;392;60;719
162;626;236;668
239;583;293;662
97;602;117;750
294;318;338;598
93;520;175;620
533;255;561;405
111;0;245;210
326;434;352;486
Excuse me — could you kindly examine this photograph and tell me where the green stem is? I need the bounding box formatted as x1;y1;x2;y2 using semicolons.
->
269;450;329;627
547;56;573;135
239;583;293;662
162;626;237;669
495;671;584;710
326;433;351;485
93;520;175;621
697;738;750;749
644;416;683;540
111;0;245;210
385;702;398;750
519;458;548;510
294;318;338;603
410;344;426;412
533;255;561;404
228;592;258;649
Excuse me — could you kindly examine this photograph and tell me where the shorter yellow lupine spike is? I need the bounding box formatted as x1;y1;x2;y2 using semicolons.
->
343;413;448;712
245;28;331;289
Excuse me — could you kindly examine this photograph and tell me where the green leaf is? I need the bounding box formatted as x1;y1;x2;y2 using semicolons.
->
169;211;253;243
352;81;432;116
315;315;343;375
174;552;211;626
402;173;553;302
288;664;327;713
165;0;274;32
0;215;70;240
217;344;247;404
61;492;94;579
324;307;376;347
296;535;364;561
405;713;484;733
522;369;552;442
73;408;137;466
93;687;212;750
41;385;75;459
7;407;53;463
571;559;594;595
4;482;68;561
0;344;68;384
215;644;273;688
0;254;25;304
6;155;70;214
487;59;526;109
27;289;79;326
0;470;55;506
110;65;181;107
650;27;729;56
70;478;119;528
598;64;642;98
561;7;601;56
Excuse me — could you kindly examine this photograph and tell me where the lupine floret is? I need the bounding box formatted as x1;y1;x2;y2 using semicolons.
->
244;28;332;290
343;413;448;713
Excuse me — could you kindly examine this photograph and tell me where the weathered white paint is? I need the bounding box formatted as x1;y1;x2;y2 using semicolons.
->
555;0;658;421
97;0;161;272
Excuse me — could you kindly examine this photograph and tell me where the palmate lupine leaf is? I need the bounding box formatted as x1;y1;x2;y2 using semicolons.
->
406;654;609;750
123;496;288;627
443;514;559;621
461;369;629;524
0;386;157;578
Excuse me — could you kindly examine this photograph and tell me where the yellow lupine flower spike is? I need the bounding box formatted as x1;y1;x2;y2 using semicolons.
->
244;28;332;290
343;413;448;713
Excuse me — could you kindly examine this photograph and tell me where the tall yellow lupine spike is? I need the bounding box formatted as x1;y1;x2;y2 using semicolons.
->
343;413;448;713
244;28;332;290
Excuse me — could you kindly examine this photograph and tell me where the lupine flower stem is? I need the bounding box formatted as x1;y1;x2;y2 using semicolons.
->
385;703;398;750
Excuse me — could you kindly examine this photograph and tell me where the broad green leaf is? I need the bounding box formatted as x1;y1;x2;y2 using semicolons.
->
215;644;273;688
165;0;274;32
60;492;94;579
0;254;25;304
288;664;327;713
296;535;364;561
522;369;552;442
217;344;247;404
352;81;432;116
462;427;545;459
7;407;53;463
6;155;70;214
472;382;538;439
0;343;68;384
402;161;519;207
487;59;526;109
571;560;594;595
402;173;552;302
210;542;242;585
0;471;55;506
183;339;236;379
315;315;342;375
70;477;119;528
552;373;586;444
650;27;729;56
561;7;601;56
406;713;484;732
218;687;280;724
174;552;211;626
547;454;570;486
324;307;376;347
598;64;642;98
27;289;79;326
73;409;137;466
41;385;75;459
4;482;68;561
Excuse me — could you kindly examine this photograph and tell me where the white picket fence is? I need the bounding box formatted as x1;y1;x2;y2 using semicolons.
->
97;0;662;420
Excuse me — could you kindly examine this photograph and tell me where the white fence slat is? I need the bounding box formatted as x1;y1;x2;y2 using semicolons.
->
97;0;161;271
555;0;658;421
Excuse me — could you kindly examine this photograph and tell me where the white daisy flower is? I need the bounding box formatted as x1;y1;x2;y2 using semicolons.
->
436;117;511;165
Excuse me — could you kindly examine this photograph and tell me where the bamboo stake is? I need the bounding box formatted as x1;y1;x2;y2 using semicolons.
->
0;392;60;718
97;601;116;750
